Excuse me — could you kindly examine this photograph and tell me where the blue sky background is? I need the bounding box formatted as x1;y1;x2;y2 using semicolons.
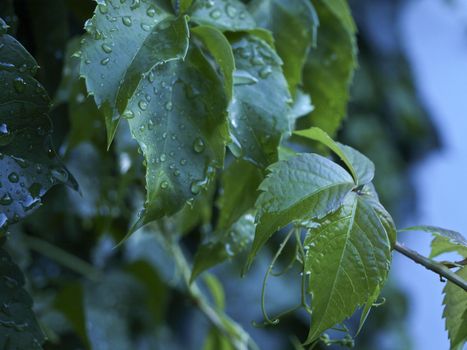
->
394;0;467;348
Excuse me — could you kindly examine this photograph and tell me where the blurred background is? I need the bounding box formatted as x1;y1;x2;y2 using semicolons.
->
1;0;466;349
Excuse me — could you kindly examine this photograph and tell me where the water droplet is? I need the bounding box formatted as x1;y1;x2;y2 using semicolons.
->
160;181;169;189
174;169;180;177
252;56;264;66
101;43;113;53
0;193;12;206
84;18;95;33
206;0;215;8
148;119;154;130
193;137;205;153
210;9;221;19
138;100;148;110
98;3;108;14
7;173;18;183
13;77;26;93
141;23;151;31
122;16;132;26
130;0;141;10
0;19;8;35
101;57;110;65
190;181;201;195
160;154;166;162
122;109;134;119
165;101;173;111
259;66;272;79
180;159;187;166
147;71;155;83
3;276;17;288
225;243;234;256
51;168;69;183
0;124;13;146
225;4;237;18
147;6;157;17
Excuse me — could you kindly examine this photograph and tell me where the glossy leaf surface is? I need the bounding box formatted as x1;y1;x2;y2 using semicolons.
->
304;190;394;343
443;267;467;350
247;153;355;268
0;26;76;232
249;0;318;95
229;34;291;168
0;248;45;349
189;0;256;32
302;0;357;135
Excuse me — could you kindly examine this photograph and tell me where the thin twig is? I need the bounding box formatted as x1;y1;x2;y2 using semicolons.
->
24;235;101;281
394;241;467;291
161;232;257;350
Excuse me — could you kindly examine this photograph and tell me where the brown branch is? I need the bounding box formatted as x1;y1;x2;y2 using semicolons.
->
394;241;467;292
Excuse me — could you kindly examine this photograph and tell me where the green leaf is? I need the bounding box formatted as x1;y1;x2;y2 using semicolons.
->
203;273;226;310
294;127;375;185
189;0;256;32
203;328;235;350
56;38;105;149
246;153;355;268
0;248;45;349
443;267;467;350
229;34;291;168
115;16;190;114
84;271;159;350
128;45;229;231
172;0;193;14
192;25;235;101
302;0;357;135
192;213;255;282
249;0;318;95
304;190;394;343
0;29;77;232
54;282;88;348
399;226;467;258
79;0;176;145
289;89;314;129
216;159;262;230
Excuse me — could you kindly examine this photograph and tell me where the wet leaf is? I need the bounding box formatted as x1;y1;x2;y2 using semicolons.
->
304;190;394;344
294;127;375;185
192;213;255;282
246;153;355;269
79;0;178;144
189;0;256;32
302;0;357;135
128;45;229;231
249;0;318;95
56;38;105;149
229;34;291;168
0;248;45;349
400;225;467;259
0;27;77;232
192;25;235;101
216;159;262;230
442;267;467;350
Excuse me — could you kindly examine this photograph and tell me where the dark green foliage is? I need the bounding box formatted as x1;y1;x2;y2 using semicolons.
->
0;1;464;349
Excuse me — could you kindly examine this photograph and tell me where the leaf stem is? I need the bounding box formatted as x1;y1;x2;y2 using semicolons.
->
261;228;295;325
394;241;467;291
161;231;257;350
24;235;101;281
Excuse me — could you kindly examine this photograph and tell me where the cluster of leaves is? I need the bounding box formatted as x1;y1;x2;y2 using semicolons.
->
0;0;465;349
